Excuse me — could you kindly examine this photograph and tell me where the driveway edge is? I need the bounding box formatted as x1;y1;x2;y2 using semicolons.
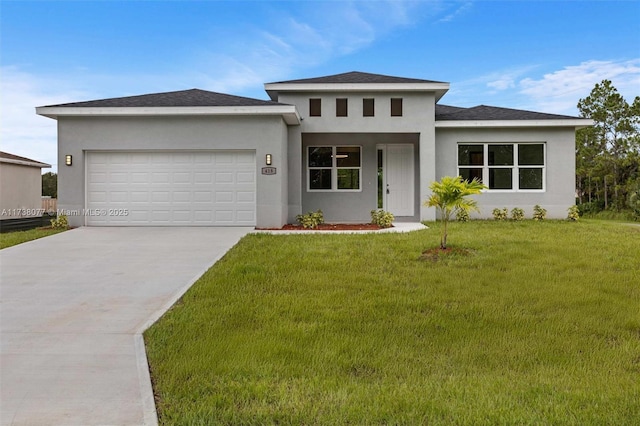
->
134;229;252;425
135;334;159;426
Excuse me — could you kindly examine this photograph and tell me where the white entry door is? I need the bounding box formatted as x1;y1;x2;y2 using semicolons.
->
380;144;414;216
86;151;256;226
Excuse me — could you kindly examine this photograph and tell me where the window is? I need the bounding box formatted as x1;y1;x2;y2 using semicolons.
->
308;146;361;191
309;98;321;117
363;98;375;117
458;143;545;190
336;98;348;117
391;98;403;116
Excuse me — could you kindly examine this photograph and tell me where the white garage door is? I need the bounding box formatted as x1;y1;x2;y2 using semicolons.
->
86;151;256;226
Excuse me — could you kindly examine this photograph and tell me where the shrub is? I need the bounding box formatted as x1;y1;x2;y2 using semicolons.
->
492;208;508;221
50;214;69;230
510;207;525;221
533;205;547;221
370;209;394;228
455;209;470;222
567;205;580;221
296;210;324;229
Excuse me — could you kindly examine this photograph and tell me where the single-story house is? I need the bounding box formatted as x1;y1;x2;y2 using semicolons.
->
0;151;51;218
36;71;592;228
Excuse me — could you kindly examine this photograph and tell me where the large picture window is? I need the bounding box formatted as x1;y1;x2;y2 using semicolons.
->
308;146;361;191
458;143;545;190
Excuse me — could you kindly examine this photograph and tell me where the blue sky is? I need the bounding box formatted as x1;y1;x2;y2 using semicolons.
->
2;0;639;171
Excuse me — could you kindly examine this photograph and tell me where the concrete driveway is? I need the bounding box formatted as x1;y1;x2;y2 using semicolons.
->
1;227;251;425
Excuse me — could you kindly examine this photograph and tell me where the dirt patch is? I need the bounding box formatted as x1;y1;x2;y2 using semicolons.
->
420;246;474;262
257;223;387;231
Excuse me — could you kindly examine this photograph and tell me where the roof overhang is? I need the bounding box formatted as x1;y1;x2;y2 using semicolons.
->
36;105;301;125
435;119;593;129
0;157;51;168
265;82;450;102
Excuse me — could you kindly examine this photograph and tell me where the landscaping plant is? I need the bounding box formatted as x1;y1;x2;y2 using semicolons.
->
533;205;547;221
50;214;69;230
455;209;469;222
510;207;525;221
295;210;324;229
567;205;580;221
370;209;394;228
425;176;485;249
492;208;508;221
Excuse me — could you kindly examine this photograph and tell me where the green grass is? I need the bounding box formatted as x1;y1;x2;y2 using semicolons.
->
145;220;640;425
0;227;66;249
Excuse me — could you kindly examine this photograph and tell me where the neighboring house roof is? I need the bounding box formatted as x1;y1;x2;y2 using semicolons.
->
36;89;301;125
264;71;450;102
0;151;51;168
268;71;446;85
435;104;592;128
42;89;286;108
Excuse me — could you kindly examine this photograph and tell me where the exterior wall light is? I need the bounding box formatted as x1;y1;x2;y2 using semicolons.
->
265;154;272;165
65;155;72;166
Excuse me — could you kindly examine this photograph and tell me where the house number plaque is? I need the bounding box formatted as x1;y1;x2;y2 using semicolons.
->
261;167;277;175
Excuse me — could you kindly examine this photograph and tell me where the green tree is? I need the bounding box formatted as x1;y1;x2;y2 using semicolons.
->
576;80;640;210
42;172;57;198
425;176;485;249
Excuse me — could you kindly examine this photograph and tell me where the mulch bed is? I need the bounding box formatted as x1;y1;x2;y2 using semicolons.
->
257;223;387;231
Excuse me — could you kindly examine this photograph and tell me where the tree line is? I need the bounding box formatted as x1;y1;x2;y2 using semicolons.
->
576;80;640;217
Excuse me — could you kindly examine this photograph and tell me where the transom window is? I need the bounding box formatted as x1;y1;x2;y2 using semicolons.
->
458;143;545;190
308;146;361;191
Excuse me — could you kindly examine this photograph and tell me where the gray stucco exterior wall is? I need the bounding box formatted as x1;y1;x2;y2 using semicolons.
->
57;115;289;228
277;92;437;222
434;127;576;219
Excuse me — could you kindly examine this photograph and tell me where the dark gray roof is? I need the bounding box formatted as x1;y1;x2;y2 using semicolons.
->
43;89;284;108
435;104;580;121
268;71;447;85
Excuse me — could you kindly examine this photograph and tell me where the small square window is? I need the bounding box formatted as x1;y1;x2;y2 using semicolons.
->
309;98;321;117
391;98;403;117
363;98;374;117
336;98;348;117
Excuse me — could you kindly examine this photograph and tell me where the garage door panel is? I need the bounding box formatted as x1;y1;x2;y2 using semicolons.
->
86;151;256;226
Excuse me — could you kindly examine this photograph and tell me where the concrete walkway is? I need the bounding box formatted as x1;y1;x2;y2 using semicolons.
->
0;227;251;425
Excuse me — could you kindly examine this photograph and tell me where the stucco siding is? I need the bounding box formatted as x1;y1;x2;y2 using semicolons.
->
435;127;576;219
300;133;420;223
0;163;43;218
279;91;436;222
57;115;289;228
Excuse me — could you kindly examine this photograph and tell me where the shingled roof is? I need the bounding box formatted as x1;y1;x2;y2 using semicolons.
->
268;71;446;85
435;104;580;121
43;89;284;108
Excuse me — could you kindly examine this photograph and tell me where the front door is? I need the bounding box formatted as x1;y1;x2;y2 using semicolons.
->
377;144;414;216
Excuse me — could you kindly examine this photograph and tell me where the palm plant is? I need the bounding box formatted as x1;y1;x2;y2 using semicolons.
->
425;176;486;249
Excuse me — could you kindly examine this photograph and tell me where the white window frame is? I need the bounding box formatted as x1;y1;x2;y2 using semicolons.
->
307;145;362;192
457;143;546;192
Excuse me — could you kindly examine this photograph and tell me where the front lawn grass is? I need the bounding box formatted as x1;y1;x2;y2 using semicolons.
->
145;220;640;424
0;227;66;249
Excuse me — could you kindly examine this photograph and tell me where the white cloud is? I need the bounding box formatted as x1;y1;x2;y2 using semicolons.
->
188;0;433;95
438;1;473;23
447;59;640;116
0;66;92;172
518;59;640;114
